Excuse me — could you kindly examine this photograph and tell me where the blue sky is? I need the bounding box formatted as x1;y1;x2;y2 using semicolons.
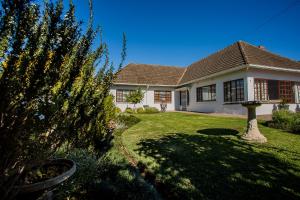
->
64;0;300;67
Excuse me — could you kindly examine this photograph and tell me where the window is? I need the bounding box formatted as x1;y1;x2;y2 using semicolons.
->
254;79;268;101
224;79;244;102
279;81;293;103
196;84;216;102
154;90;172;103
254;79;295;103
116;89;133;102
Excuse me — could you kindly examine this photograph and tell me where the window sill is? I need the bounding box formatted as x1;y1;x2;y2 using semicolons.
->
223;101;244;105
196;100;216;103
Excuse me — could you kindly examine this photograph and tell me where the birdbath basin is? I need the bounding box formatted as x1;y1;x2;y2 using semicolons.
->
241;101;267;143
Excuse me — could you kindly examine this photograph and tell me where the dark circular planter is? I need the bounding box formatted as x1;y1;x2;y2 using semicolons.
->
15;159;76;199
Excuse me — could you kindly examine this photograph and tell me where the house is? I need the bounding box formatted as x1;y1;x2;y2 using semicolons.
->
110;41;300;115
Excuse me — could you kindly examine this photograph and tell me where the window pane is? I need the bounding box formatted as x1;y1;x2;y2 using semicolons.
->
202;87;209;101
268;80;279;100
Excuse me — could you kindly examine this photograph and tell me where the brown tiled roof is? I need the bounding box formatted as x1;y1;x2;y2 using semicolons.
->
241;41;300;70
115;41;300;86
179;41;300;84
114;63;185;86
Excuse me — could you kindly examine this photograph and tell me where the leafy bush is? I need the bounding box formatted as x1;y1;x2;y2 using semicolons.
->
278;98;290;110
290;113;300;134
271;110;294;130
56;148;99;199
125;107;134;114
270;110;300;133
115;107;122;114
104;95;117;124
117;114;141;129
136;107;145;113
144;107;160;113
125;88;144;108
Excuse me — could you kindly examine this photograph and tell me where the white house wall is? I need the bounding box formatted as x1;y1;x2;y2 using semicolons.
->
186;70;248;115
110;85;176;111
111;69;300;115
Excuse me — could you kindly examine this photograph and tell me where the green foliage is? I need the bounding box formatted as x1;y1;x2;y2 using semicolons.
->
115;107;122;114
56;140;155;199
278;99;290;110
116;114;141;129
290;112;300;133
270;110;300;133
0;0;126;197
144;107;160;113
56;148;99;198
136;107;145;113
104;95;117;123
271;110;294;129
125;88;144;106
125;107;134;114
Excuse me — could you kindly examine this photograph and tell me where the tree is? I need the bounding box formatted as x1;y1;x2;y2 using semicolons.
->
125;88;144;109
0;0;126;198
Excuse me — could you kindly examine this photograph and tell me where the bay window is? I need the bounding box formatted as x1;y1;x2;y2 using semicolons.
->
254;79;298;103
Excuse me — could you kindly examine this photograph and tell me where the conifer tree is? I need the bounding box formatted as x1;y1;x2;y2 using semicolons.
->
0;0;125;197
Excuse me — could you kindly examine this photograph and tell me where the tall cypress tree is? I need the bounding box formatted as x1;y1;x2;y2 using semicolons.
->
0;0;125;198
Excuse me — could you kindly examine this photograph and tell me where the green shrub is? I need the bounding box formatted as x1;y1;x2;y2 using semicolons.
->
136;107;145;113
271;110;294;130
56;148;100;199
117;114;141;129
115;107;122;114
125;107;134;114
144;107;160;113
290;113;300;134
270;110;300;133
104;95;117;123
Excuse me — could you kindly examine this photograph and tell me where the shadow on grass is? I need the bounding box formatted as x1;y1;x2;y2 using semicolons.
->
135;133;300;200
197;128;239;136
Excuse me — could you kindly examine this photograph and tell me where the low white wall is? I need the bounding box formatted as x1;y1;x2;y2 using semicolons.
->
110;85;176;111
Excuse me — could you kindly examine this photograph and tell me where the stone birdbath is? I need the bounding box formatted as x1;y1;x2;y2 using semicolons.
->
241;101;267;143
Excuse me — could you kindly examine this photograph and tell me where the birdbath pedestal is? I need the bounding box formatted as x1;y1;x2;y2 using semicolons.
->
241;101;267;143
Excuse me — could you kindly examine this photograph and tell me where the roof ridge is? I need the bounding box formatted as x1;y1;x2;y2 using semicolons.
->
129;62;184;69
237;41;249;65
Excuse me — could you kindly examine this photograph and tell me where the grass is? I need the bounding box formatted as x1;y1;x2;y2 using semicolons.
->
121;112;300;200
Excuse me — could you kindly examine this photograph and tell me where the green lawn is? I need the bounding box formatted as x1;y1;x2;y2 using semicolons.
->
121;112;300;200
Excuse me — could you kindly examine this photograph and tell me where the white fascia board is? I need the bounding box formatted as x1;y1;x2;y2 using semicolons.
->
248;64;300;73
